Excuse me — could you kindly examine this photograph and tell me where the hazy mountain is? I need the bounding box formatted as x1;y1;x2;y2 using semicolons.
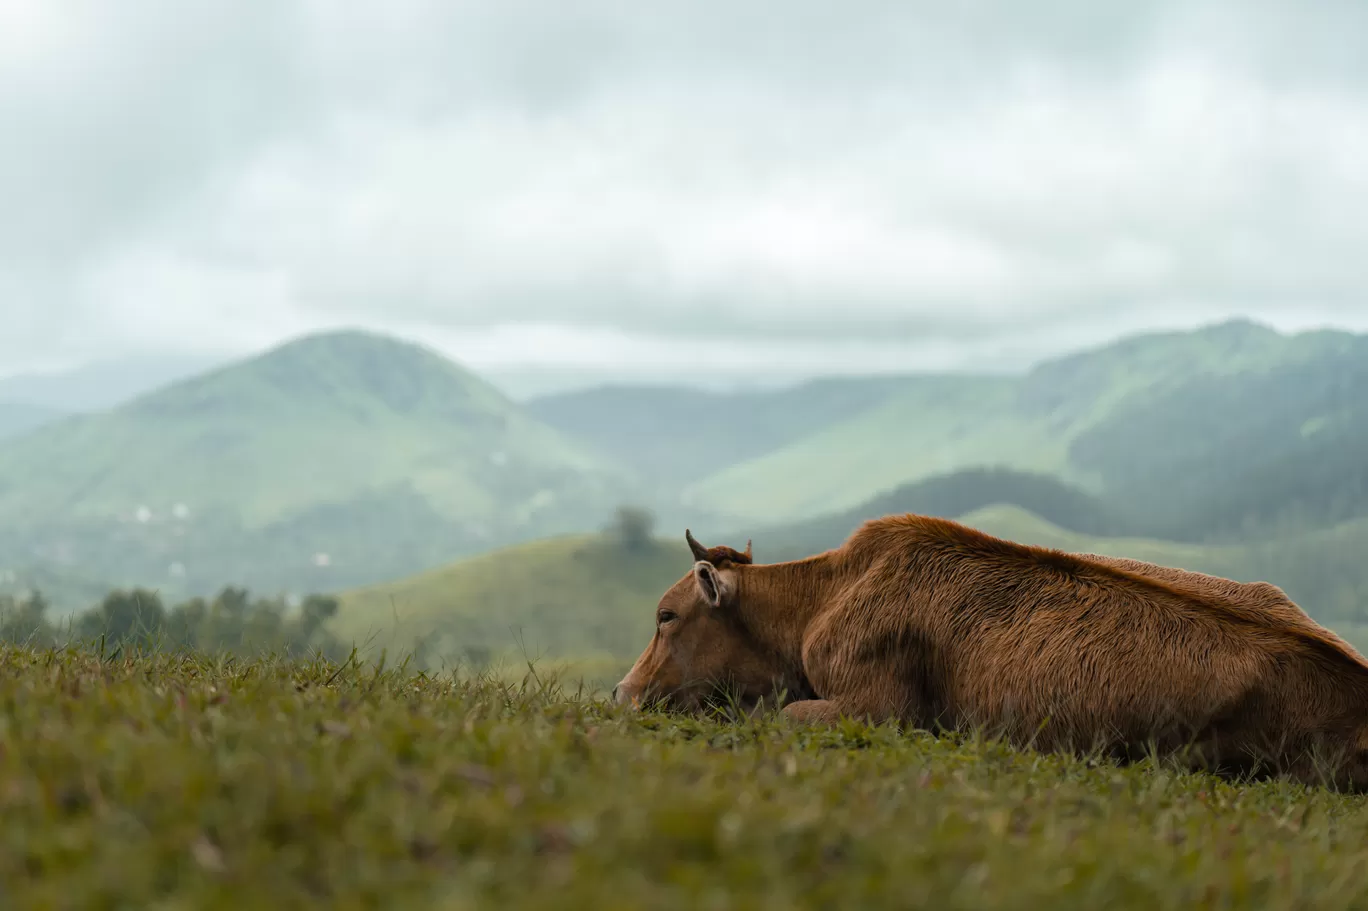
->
0;329;632;598
729;467;1133;563
682;319;1357;525
525;375;933;488
1068;331;1368;541
9;316;1368;610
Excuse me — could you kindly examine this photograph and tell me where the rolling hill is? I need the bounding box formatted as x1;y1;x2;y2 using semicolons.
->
681;319;1364;527
334;533;690;673
1067;332;1368;541
525;375;945;488
0;329;637;602
736;467;1136;563
10;315;1368;615
333;503;1368;674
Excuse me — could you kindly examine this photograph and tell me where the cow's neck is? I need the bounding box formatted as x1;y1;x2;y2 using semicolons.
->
735;555;843;666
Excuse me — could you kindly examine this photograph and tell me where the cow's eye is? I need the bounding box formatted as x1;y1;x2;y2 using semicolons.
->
657;610;678;626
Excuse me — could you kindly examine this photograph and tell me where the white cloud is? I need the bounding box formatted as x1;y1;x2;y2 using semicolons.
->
4;0;1368;379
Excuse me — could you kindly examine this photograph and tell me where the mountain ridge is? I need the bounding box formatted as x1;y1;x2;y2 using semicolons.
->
0;328;632;600
681;318;1362;523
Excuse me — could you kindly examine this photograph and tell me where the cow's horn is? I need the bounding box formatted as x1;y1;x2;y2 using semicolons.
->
744;539;753;560
685;529;709;562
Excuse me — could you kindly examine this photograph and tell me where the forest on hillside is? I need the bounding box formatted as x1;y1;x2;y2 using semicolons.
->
1068;337;1368;541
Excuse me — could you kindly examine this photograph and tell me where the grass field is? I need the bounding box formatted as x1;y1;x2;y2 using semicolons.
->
6;644;1368;908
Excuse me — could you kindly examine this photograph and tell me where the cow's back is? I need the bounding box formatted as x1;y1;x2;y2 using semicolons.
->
832;515;1368;754
935;550;1278;750
1076;552;1368;660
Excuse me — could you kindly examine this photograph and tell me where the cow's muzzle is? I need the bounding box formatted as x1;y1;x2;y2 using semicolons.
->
611;680;642;708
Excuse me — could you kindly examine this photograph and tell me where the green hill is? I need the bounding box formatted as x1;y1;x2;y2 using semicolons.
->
335;533;691;674
0;330;632;598
333;504;1368;675
681;374;1031;521
1067;333;1368;541
744;467;1134;563
682;319;1360;526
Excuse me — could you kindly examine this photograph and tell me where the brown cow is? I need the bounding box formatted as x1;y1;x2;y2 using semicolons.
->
613;515;1368;791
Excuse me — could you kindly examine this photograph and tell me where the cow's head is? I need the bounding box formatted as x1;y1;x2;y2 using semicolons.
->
612;530;793;715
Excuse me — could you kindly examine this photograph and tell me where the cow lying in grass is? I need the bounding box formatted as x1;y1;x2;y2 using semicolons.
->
613;515;1368;792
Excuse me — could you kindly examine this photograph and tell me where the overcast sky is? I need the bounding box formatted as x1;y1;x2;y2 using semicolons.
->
5;0;1368;386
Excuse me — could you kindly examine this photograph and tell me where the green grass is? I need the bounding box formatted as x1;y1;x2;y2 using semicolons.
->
5;645;1368;908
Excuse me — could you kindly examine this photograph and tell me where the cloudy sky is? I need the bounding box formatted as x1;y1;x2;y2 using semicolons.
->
4;0;1368;388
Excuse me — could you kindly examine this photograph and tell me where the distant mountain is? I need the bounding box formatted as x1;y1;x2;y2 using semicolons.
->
1068;331;1368;541
682;319;1358;526
8;316;1368;606
1010;317;1315;426
732;467;1134;563
0;354;226;412
0;402;64;441
484;365;812;401
0;329;632;596
526;375;930;488
680;373;1034;521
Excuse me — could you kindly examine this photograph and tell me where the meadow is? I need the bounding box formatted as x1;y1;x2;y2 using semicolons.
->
5;643;1368;909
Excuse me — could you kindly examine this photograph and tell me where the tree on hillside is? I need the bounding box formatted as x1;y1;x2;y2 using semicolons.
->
297;594;340;642
608;505;656;552
0;590;55;647
76;588;168;648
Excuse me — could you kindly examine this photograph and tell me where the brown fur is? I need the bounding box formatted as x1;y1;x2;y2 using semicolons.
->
614;515;1368;791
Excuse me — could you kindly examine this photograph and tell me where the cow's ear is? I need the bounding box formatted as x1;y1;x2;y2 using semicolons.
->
693;561;732;609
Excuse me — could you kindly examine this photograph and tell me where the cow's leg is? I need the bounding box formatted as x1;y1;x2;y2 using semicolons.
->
780;695;910;727
787;617;936;729
780;699;844;725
